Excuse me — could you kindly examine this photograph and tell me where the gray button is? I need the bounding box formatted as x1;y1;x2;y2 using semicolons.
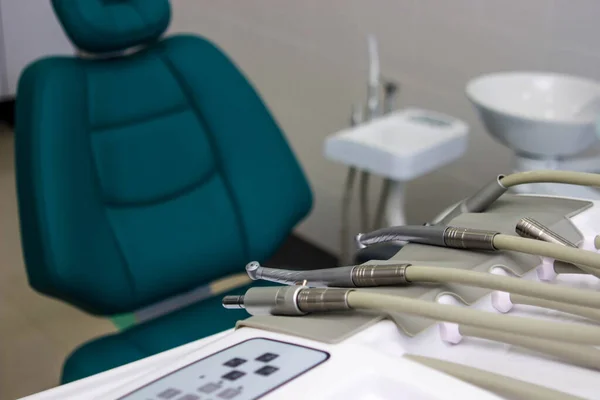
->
177;395;200;400
224;358;247;368
199;382;222;394
256;353;279;363
222;370;245;381
217;387;242;399
255;365;279;376
158;388;182;399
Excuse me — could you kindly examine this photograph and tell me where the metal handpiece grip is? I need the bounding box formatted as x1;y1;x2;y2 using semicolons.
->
516;218;577;247
443;227;499;251
351;264;410;287
246;262;355;287
296;288;352;313
246;262;411;288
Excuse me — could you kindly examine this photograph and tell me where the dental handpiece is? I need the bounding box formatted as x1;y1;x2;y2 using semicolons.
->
434;175;507;225
516;217;597;276
359;222;587;265
434;170;600;225
516;217;576;247
222;286;600;348
356;224;498;250
245;261;600;309
245;261;409;288
358;223;600;274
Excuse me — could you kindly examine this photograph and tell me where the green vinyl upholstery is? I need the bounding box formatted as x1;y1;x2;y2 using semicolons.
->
15;0;312;384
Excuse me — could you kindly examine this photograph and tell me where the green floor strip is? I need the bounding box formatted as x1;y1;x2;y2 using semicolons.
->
111;313;137;331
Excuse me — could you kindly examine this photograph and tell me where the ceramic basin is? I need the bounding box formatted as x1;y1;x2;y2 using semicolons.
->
466;72;600;157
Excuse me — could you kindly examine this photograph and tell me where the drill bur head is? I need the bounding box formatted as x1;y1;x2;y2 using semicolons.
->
246;261;261;280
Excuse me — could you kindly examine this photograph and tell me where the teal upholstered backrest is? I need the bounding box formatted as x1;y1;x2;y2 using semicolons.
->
15;0;312;315
52;0;171;54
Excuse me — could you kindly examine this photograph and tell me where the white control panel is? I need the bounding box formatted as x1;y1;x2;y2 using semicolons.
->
117;338;329;400
324;108;469;181
26;327;503;400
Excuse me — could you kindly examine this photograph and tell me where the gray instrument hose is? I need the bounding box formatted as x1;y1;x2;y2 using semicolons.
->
436;170;600;226
553;260;589;275
358;225;446;248
405;266;600;309
359;227;600;271
248;262;600;309
230;286;600;352
372;178;391;230
501;170;600;188
345;291;600;345
460;325;600;371
359;171;370;232
371;81;398;231
340;167;358;264
493;235;600;271
340;104;363;264
509;293;600;323
515;217;600;277
404;354;584;400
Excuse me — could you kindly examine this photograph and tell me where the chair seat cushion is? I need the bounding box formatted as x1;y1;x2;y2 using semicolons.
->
61;280;274;384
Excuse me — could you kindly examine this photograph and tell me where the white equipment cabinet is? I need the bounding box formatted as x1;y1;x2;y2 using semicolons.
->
0;0;73;98
325;108;469;226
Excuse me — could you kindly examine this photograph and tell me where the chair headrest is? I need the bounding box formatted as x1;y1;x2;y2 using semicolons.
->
52;0;171;54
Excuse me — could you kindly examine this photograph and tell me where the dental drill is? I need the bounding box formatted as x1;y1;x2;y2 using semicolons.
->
222;285;600;346
223;284;600;386
243;261;600;309
479;217;600;321
356;224;600;273
435;170;600;225
516;217;577;247
516;217;600;277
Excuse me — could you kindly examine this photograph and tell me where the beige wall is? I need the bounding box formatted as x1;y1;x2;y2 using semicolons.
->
169;0;600;254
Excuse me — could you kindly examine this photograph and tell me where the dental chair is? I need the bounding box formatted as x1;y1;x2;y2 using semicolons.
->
14;0;311;384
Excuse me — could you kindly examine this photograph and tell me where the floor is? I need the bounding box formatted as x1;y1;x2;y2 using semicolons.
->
0;130;117;399
0;129;337;399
